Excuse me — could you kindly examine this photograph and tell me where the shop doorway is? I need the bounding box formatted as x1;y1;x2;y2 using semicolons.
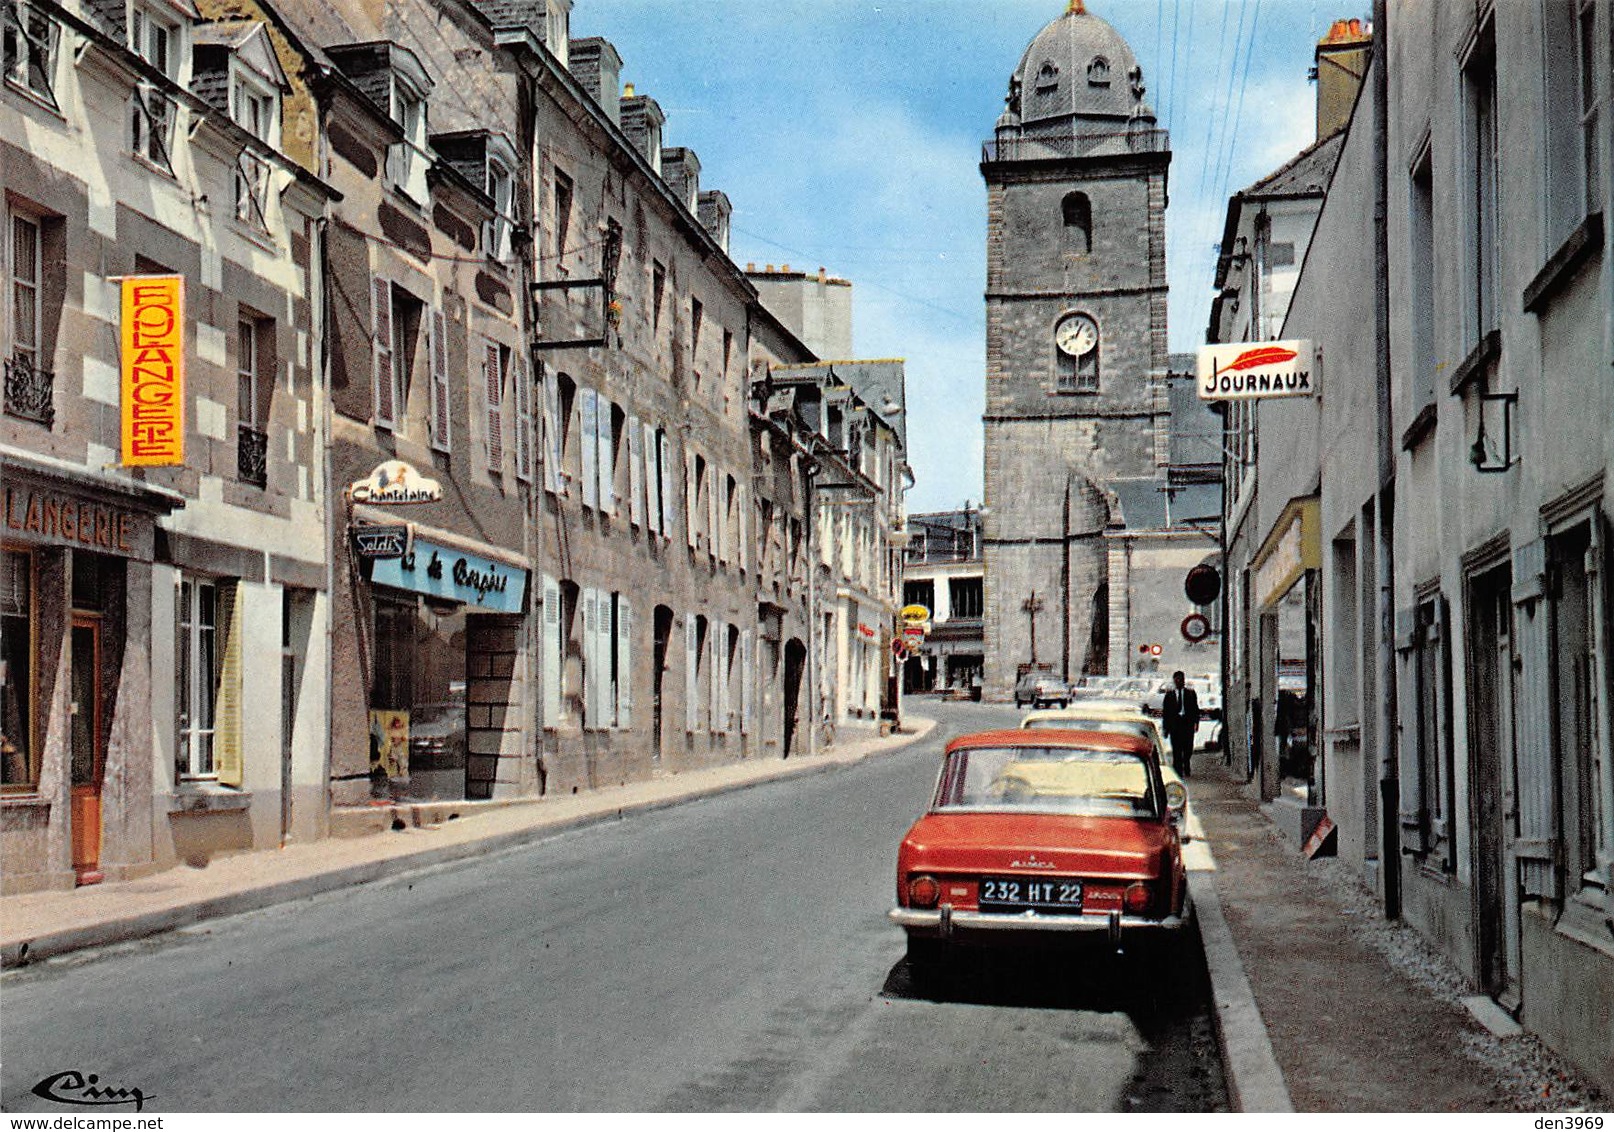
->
69;617;104;885
1467;563;1520;1007
652;606;673;762
783;638;806;758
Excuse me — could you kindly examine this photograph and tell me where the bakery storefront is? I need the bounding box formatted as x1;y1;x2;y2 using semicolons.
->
356;518;529;803
1;458;182;892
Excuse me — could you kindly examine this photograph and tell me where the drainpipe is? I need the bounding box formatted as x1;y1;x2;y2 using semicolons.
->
1371;0;1402;920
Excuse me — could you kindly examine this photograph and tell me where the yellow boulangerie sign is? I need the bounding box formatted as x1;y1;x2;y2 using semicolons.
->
120;275;186;466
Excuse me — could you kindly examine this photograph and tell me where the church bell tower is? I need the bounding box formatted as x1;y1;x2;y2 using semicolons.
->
980;0;1172;699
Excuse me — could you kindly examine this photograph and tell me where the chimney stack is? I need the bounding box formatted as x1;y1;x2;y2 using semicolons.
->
1314;17;1371;140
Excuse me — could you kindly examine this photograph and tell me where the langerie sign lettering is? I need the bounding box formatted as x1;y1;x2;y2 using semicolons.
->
120;275;186;466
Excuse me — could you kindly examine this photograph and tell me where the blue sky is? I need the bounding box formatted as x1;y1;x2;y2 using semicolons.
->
570;1;1357;513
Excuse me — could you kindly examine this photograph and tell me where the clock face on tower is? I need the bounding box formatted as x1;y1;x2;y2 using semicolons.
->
1055;313;1099;356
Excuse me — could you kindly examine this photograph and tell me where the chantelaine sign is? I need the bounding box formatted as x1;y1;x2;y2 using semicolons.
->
120;275;186;466
1197;340;1316;401
349;460;443;504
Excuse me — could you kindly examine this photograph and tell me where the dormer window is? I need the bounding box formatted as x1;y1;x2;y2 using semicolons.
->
1087;56;1111;87
485;147;514;261
226;29;283;230
3;1;62;108
1035;61;1059;91
130;3;184;172
388;75;429;203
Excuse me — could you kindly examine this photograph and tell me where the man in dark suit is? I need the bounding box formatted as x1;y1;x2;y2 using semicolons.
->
1161;670;1200;777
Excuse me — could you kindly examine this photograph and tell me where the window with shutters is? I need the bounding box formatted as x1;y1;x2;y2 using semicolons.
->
691;296;703;368
655;427;672;536
559;580;580;723
686;614;705;733
483;340;506;472
613;593;633;729
652;260;666;333
428;309;451;452
486;155;514;263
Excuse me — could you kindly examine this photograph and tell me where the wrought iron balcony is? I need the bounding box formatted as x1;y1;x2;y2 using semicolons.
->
237;423;268;488
4;352;54;427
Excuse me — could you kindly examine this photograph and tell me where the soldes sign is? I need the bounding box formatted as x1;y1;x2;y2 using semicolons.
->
1197;340;1316;401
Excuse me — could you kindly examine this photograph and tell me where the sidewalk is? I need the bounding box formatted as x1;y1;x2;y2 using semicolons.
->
1185;753;1605;1113
0;718;936;968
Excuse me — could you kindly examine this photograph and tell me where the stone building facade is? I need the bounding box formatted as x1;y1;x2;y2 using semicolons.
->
980;2;1172;700
3;0;904;887
1211;2;1614;1093
2;0;335;891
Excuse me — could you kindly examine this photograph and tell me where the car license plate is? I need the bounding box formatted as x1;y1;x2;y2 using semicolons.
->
978;877;1083;913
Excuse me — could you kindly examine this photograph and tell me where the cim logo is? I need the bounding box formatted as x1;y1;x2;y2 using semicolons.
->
1197;339;1316;401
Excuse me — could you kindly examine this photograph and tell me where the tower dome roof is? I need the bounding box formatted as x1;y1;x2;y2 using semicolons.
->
1009;1;1154;130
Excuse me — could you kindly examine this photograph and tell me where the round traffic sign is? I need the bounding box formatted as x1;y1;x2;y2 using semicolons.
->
1181;613;1212;643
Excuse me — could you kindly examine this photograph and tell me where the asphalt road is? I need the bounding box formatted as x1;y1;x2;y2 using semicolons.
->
1;699;1226;1113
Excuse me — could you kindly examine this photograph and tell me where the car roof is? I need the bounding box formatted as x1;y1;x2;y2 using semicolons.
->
944;728;1154;755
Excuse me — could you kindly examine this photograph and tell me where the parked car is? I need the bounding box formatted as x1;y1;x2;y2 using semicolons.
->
1013;671;1069;709
1020;703;1189;830
890;728;1191;983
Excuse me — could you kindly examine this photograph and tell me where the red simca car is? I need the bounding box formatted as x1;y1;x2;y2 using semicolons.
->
890;728;1190;976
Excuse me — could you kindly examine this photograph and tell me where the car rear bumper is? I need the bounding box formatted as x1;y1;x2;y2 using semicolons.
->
890;903;1190;946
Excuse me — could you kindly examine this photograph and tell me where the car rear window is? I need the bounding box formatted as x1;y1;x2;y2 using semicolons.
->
935;745;1159;818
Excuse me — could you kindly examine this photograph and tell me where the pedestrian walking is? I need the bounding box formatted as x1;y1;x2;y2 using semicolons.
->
1161;670;1200;778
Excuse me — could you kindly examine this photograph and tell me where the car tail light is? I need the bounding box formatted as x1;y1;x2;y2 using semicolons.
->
907;875;941;908
1123;882;1153;914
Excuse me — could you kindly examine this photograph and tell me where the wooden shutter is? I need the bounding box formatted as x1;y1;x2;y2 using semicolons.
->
642;422;660;534
543;367;562;495
616;596;633;729
739;484;750;574
581;587;598;729
684;615;699;732
658;430;673;537
581;389;599;509
740;628;754;735
429;309;451;451
684;451;697;549
1394;605;1428;854
1512;537;1558;897
627;415;645;528
372;279;394;426
711;617;726;734
484;342;503;470
600;589;616;728
515;353;532;481
597;397;615;515
706;470;719;559
213;581;246;787
541;575;561;728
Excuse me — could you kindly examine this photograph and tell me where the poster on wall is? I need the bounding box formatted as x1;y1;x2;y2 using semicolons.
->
119;275;186;466
369;710;410;780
